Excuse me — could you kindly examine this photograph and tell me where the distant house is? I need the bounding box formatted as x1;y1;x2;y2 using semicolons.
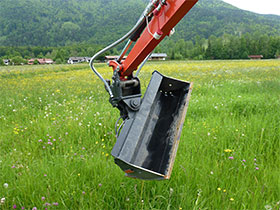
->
248;55;263;60
38;58;54;64
104;55;127;62
3;59;10;65
68;57;91;64
28;59;35;65
149;53;167;61
28;58;54;65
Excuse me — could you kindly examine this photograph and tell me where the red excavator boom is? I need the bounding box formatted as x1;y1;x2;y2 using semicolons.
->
120;0;198;76
90;0;198;180
108;0;198;78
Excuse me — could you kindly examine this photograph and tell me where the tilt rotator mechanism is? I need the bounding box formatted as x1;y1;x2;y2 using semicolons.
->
89;0;198;180
110;71;193;180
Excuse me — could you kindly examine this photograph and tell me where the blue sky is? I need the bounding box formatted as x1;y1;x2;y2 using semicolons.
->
222;0;280;15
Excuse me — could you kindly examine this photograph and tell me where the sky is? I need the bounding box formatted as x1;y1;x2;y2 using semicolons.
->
222;0;280;15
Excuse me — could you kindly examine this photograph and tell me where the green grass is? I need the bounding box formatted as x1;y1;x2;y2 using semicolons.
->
0;60;279;210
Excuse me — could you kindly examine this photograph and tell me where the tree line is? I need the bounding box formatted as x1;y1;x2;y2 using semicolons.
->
156;33;280;60
1;33;280;65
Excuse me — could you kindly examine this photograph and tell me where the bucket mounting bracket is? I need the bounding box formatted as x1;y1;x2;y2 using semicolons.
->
107;70;142;120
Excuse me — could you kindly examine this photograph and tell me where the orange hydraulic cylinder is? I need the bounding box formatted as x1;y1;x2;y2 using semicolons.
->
120;0;198;76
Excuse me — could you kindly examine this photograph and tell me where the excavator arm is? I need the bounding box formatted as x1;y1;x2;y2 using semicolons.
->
89;0;198;180
110;0;198;77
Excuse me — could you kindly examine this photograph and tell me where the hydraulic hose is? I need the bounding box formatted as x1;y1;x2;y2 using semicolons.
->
136;52;153;77
89;16;146;98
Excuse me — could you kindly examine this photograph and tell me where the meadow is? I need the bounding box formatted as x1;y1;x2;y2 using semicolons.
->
0;60;279;210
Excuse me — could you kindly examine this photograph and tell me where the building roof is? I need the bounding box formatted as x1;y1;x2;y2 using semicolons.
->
248;55;263;58
28;58;54;64
150;53;167;57
37;58;54;64
68;57;86;60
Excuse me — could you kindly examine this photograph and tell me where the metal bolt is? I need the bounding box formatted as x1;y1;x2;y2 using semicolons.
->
131;99;140;108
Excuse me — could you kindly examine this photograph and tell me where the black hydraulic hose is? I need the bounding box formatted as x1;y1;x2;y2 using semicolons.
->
130;14;153;42
89;16;146;98
89;0;159;97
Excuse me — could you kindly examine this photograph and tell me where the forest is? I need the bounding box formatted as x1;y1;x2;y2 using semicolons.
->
1;33;280;65
1;0;280;46
0;0;280;64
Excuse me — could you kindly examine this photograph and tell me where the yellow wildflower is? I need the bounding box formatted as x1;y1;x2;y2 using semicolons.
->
224;149;232;153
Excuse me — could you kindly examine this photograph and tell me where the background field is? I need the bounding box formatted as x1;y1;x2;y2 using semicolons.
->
0;60;279;210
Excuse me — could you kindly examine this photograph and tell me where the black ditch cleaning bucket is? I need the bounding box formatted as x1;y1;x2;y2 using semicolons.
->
111;71;192;180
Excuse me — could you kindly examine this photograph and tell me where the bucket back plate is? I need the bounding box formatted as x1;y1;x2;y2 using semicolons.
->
111;71;192;180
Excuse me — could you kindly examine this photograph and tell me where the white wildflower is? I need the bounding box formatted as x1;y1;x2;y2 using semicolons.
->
265;205;272;210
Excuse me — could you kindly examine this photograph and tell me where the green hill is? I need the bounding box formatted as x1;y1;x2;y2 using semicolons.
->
0;0;280;46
